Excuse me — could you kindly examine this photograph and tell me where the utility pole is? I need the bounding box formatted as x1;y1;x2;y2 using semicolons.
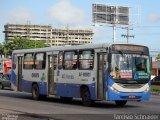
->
113;24;116;43
121;27;134;43
112;6;117;43
65;25;69;45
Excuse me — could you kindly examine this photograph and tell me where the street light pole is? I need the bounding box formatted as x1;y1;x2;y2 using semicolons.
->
113;24;116;43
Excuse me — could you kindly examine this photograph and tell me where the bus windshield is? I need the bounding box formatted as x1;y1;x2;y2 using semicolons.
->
110;53;150;83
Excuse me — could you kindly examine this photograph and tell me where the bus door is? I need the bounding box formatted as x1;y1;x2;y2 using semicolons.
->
48;54;57;95
17;56;23;91
97;53;107;100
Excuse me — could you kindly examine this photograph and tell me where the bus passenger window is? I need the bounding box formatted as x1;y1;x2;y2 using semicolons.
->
79;50;94;70
58;51;63;69
64;51;77;69
34;53;46;69
23;53;34;69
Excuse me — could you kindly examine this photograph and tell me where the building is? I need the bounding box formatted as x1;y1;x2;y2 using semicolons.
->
4;23;93;46
51;28;93;46
152;61;160;76
150;50;160;78
4;23;52;43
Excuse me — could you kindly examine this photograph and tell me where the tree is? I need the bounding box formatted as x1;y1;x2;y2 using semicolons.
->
23;40;45;49
156;53;160;61
2;36;45;55
3;36;25;55
0;43;4;57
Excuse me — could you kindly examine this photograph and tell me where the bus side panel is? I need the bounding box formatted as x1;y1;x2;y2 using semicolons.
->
37;82;47;95
21;79;32;93
11;70;17;90
11;54;17;90
21;68;48;95
56;82;96;99
56;83;80;98
21;79;48;95
88;83;96;100
56;69;96;99
11;70;16;86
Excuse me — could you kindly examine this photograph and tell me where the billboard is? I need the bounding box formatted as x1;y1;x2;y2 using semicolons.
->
92;4;129;25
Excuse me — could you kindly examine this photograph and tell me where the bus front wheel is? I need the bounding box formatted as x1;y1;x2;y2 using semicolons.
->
115;100;127;106
32;84;39;100
81;87;93;106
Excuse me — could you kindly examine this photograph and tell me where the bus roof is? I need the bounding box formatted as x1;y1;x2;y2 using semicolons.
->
12;43;148;54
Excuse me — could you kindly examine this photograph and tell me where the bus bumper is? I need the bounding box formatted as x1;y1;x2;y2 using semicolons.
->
107;87;150;101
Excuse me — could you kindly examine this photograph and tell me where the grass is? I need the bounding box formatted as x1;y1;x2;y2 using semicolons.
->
150;85;160;92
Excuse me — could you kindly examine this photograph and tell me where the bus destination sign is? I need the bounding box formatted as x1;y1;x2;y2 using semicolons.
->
112;44;148;52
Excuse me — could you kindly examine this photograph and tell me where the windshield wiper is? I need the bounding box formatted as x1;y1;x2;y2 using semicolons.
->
127;81;138;84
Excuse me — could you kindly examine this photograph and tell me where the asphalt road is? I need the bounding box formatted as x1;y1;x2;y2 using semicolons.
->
0;90;160;120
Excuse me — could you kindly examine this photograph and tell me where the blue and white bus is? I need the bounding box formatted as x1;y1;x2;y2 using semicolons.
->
11;43;151;106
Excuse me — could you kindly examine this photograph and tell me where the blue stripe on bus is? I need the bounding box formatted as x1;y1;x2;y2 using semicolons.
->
11;70;16;86
56;82;96;99
107;76;115;86
21;79;47;95
20;79;96;99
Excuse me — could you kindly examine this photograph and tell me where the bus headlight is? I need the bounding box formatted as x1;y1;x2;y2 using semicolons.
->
144;87;149;93
110;86;120;93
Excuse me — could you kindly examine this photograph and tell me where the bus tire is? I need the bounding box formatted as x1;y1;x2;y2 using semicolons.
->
115;100;127;106
32;84;39;100
81;87;93;106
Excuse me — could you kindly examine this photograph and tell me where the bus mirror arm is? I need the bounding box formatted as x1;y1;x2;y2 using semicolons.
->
150;57;152;71
107;53;111;63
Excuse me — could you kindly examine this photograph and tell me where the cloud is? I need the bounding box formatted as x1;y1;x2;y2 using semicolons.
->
148;13;160;23
8;7;34;23
47;0;86;25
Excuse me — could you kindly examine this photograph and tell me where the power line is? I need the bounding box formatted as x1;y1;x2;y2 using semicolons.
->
136;26;160;28
134;33;160;35
150;50;160;52
121;27;134;43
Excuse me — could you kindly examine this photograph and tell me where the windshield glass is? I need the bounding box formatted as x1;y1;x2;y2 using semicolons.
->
110;54;150;81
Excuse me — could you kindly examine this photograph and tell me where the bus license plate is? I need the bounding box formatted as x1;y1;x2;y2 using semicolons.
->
128;95;136;99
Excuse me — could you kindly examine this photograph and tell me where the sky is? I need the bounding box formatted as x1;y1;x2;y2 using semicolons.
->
1;0;160;51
